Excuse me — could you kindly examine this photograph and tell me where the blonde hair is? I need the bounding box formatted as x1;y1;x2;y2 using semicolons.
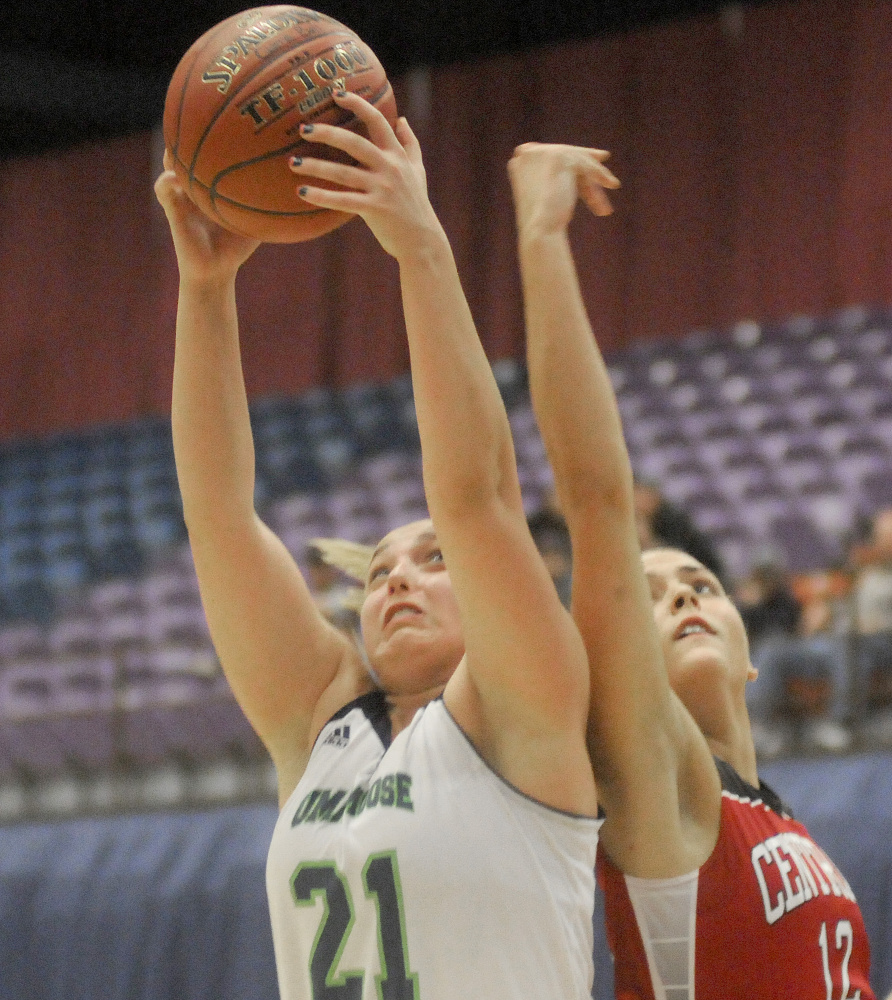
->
309;537;375;613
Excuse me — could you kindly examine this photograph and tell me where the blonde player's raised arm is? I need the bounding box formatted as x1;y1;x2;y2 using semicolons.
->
155;160;372;803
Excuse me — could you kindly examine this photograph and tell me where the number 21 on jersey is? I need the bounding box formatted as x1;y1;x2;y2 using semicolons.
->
292;850;420;1000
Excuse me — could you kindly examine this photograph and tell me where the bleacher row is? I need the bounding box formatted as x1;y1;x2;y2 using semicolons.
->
617;308;892;578
0;305;890;817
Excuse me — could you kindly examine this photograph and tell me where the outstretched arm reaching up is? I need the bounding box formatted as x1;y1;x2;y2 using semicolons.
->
293;99;596;816
509;143;720;876
155;157;369;804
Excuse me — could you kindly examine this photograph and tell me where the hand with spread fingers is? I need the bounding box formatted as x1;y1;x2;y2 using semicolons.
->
508;142;620;241
289;90;442;261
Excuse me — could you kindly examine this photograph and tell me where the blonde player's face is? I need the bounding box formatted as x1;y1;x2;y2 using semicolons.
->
360;520;465;693
643;548;755;701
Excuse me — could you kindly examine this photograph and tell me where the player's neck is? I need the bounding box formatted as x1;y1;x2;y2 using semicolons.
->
705;718;759;787
688;684;759;785
387;686;445;738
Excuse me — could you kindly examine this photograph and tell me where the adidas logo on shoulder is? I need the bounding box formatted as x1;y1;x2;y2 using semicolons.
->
323;724;351;749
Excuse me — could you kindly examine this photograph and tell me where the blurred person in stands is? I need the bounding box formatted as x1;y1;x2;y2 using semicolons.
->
527;490;573;608
737;557;852;756
633;477;727;584
849;506;892;744
509;140;875;999
155;92;599;1000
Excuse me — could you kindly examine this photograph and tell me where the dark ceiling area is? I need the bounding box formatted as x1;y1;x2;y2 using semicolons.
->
0;1;762;158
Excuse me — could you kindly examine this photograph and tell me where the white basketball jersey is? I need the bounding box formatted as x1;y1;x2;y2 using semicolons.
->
266;691;600;1000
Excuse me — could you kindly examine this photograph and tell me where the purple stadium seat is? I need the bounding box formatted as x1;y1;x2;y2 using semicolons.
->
798;487;856;542
361;451;422;489
140;567;200;610
788;394;856;430
0;661;55;717
852;325;892;360
769;512;842;572
666;381;717;414
47;611;101;659
118;646;225;766
734;488;790;536
684;495;735;535
377;484;429;532
860;469;892;513
96;605;147;656
783;454;835;495
201;695;266;759
327;487;382;523
270;496;331;554
0;662;97;776
625;413;684;453
660;470;716;508
270;493;322;533
53;656;117;769
709;524;759;581
833;433;890;491
0;622;48;667
508;404;540;448
120;646;264;765
143;602;210;650
331;513;386;546
679;410;739;448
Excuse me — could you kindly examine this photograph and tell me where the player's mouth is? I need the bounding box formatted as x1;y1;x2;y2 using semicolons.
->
384;602;423;628
673;617;716;641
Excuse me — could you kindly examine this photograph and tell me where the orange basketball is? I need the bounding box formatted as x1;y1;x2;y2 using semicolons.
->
163;6;398;243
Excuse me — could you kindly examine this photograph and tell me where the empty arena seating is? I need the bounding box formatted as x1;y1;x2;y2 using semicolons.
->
0;306;890;815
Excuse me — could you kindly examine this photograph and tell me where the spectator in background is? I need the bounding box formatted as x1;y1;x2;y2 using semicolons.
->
737;558;852;757
850;506;892;743
633;478;727;585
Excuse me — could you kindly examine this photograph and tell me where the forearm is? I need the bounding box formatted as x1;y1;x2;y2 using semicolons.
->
171;276;257;532
398;231;520;520
519;229;633;521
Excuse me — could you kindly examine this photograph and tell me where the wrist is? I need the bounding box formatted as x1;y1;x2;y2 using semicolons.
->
393;221;454;270
177;269;239;296
517;224;570;255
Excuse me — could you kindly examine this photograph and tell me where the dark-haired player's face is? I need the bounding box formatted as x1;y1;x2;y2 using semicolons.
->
643;548;755;698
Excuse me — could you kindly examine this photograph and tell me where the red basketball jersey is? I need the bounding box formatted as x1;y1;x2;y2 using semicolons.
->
597;758;875;1000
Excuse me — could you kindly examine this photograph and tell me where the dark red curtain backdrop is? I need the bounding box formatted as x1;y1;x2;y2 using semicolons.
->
2;0;892;444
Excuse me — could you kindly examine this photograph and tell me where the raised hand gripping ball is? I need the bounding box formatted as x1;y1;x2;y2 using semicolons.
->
163;6;398;242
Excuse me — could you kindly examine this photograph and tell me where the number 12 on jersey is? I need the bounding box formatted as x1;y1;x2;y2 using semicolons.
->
819;920;861;1000
292;851;420;1000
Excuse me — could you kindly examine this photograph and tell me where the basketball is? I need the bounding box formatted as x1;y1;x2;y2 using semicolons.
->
162;6;398;243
